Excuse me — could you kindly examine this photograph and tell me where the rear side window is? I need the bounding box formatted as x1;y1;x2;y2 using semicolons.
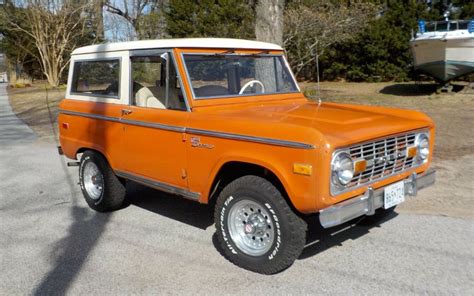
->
71;59;120;98
458;21;468;30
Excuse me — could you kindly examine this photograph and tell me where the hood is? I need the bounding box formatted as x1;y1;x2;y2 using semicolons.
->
193;99;433;148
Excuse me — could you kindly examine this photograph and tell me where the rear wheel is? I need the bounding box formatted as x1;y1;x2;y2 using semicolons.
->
214;175;307;274
79;151;126;212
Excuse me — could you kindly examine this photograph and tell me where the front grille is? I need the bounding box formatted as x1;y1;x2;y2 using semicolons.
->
347;132;417;188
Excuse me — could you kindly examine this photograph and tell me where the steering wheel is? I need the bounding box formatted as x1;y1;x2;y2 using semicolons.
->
239;80;265;95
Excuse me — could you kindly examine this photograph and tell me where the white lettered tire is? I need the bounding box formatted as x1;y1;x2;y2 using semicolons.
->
214;175;307;274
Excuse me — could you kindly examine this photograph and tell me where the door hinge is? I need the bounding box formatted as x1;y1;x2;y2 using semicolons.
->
181;169;187;179
182;133;187;142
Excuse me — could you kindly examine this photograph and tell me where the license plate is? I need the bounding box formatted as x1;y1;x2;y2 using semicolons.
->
384;181;405;209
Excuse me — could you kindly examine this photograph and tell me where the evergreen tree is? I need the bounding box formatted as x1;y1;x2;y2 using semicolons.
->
322;1;438;82
322;0;473;82
166;0;255;39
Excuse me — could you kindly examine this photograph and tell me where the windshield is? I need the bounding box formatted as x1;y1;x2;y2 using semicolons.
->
183;54;299;99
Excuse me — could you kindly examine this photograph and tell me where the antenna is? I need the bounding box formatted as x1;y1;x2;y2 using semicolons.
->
443;3;452;21
315;50;322;106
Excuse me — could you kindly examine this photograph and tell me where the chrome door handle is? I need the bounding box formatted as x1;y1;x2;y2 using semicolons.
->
121;109;133;116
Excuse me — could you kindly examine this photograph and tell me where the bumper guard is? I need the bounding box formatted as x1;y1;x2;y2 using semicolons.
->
319;169;436;228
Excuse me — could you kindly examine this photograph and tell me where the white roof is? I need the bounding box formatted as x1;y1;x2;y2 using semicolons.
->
72;38;283;55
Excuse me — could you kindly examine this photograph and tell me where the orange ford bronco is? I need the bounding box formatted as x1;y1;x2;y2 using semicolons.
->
58;38;436;274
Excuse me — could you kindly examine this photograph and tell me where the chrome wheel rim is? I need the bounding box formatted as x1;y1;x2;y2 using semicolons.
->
83;162;104;200
227;199;275;256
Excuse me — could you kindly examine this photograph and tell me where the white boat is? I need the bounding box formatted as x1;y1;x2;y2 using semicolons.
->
410;20;474;82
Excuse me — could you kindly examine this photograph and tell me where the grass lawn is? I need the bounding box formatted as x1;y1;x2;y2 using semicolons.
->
8;82;64;142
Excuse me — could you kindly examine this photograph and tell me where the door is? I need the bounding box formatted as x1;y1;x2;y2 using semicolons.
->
120;50;189;189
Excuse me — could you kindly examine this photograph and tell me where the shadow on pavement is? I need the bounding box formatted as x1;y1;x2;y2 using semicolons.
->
34;88;112;295
33;156;113;295
33;145;112;295
33;209;111;295
128;182;214;230
128;179;399;263
299;210;398;260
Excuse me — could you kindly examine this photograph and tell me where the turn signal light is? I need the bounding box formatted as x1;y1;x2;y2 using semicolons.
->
407;146;418;158
354;159;367;174
293;163;313;176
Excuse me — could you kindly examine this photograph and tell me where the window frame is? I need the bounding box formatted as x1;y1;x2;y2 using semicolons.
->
181;53;300;100
129;49;190;112
66;51;128;105
70;57;122;99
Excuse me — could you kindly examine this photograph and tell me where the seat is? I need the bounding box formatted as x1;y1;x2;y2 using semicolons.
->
147;86;186;110
195;85;229;97
135;86;166;109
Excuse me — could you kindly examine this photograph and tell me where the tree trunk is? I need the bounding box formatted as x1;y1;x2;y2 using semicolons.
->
254;0;285;92
255;0;285;45
94;0;105;40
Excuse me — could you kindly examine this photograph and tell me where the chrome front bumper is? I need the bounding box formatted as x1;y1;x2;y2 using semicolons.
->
319;169;436;228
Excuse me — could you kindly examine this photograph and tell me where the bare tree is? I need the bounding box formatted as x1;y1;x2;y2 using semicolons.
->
253;0;285;92
137;0;168;39
92;0;105;40
104;0;167;40
104;10;137;41
1;1;96;87
284;1;378;77
0;5;36;81
255;0;285;45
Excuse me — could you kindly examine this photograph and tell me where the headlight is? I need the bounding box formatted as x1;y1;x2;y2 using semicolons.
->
415;133;430;162
331;151;354;185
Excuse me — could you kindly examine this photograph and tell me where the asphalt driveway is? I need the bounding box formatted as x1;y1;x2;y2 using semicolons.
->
0;84;36;144
1;83;473;295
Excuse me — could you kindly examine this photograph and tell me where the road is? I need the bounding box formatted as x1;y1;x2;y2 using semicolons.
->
1;84;473;295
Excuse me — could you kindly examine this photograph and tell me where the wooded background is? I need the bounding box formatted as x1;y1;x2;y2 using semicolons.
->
1;0;473;87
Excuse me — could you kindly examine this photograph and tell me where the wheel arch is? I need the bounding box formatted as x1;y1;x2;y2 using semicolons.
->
206;160;299;214
75;146;112;167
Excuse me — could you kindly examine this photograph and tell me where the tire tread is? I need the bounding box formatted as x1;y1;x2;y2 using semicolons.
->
214;175;307;274
80;151;126;212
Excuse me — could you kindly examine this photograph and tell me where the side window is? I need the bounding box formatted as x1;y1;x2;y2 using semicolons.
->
131;52;186;111
71;59;120;98
458;21;468;30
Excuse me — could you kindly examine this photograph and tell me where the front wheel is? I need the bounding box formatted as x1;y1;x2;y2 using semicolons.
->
214;176;307;274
